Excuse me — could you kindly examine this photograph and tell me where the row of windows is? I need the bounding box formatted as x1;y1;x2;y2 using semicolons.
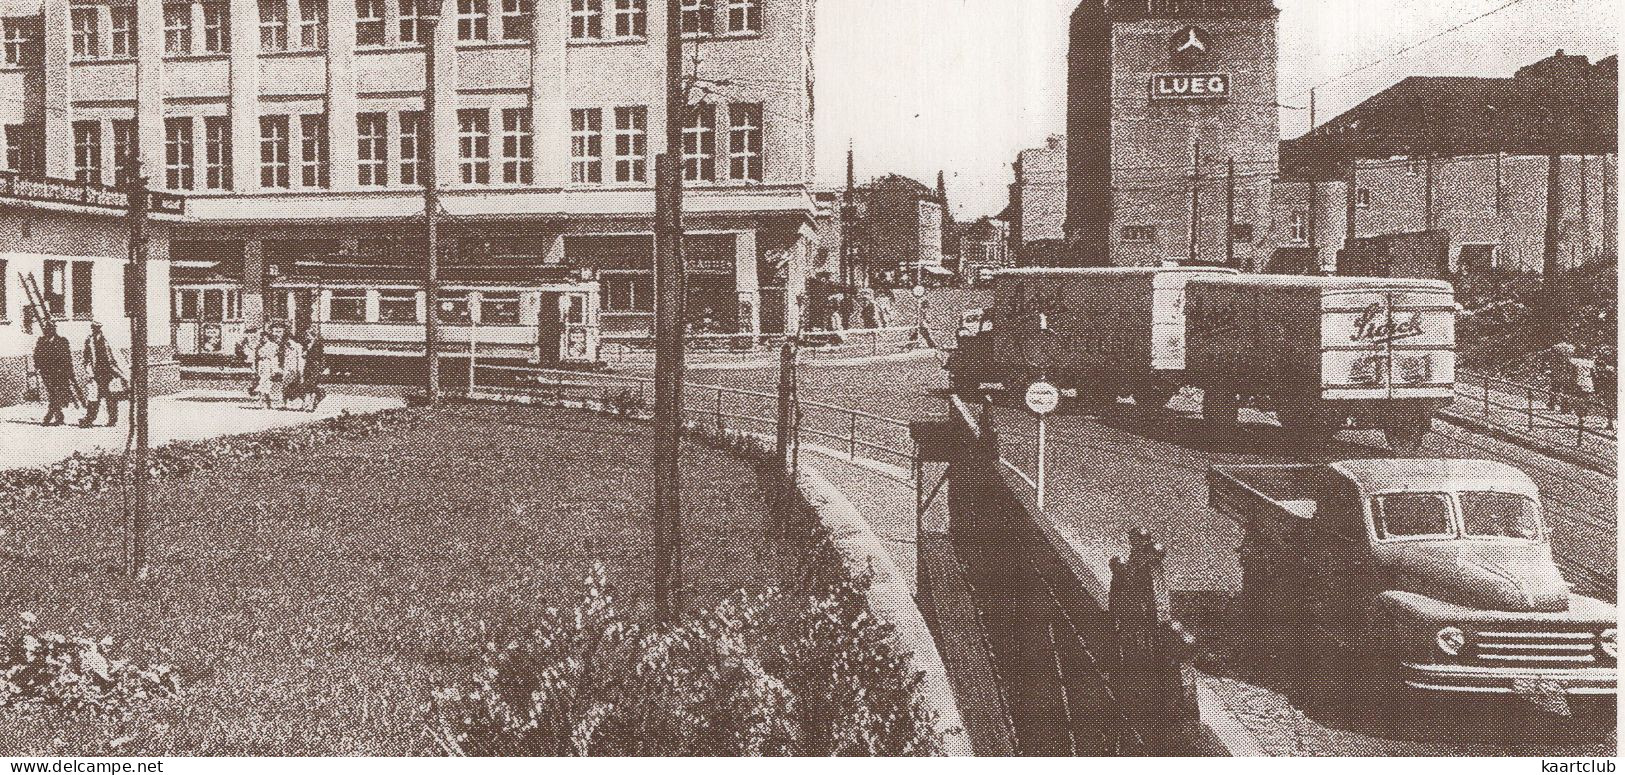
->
1119;224;1255;244
0;259;101;324
15;0;765;67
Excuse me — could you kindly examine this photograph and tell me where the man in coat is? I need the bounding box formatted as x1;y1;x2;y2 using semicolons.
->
254;321;304;409
79;321;127;427
33;321;76;426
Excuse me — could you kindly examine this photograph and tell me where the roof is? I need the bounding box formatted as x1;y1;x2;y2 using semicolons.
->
1186;274;1453;293
1329;459;1539;498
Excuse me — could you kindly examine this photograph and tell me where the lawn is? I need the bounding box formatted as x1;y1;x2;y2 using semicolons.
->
0;404;784;756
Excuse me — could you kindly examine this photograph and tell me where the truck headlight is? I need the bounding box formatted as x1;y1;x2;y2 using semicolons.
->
1601;628;1617;658
1436;626;1467;656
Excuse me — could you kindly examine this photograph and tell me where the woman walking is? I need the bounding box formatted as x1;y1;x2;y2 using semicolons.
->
254;321;304;409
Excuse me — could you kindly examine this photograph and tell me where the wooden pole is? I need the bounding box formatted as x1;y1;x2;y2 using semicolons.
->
1187;138;1200;264
422;6;441;406
1224;156;1235;269
652;0;686;623
126;177;151;580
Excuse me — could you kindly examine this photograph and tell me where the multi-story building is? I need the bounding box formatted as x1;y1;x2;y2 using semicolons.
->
1003;133;1065;266
1067;0;1278;268
957;215;1008;283
0;0;816;365
1275;51;1618;275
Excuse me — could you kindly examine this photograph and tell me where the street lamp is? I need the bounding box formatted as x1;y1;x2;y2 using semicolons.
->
419;0;444;405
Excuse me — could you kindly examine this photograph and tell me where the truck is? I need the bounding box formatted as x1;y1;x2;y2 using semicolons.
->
1185;275;1457;452
1210;459;1616;708
944;266;1238;408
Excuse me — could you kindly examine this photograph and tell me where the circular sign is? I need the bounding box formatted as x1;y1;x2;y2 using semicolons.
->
1025;381;1060;415
911;285;927;299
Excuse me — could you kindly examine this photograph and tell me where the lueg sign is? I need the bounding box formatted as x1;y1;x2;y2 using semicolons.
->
1149;73;1230;101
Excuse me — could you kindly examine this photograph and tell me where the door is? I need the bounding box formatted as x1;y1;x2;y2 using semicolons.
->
537;291;563;364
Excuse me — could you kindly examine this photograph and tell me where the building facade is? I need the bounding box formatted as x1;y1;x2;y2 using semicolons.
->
0;0;817;360
1004;133;1065;266
837;173;946;285
1067;0;1278;268
957;215;1008;282
0;176;182;406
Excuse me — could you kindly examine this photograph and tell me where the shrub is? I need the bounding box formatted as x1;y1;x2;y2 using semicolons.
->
435;563;942;757
1;612;180;713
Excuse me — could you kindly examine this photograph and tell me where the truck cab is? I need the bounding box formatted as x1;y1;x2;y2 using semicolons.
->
1211;459;1615;703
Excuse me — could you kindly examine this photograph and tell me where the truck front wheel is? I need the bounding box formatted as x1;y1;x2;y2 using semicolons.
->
1383;413;1434;453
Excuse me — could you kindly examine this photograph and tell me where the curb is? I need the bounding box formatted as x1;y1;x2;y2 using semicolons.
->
796;465;976;757
1436;410;1614;476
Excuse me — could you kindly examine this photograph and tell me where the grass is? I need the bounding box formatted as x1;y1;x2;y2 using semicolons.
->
0;404;786;756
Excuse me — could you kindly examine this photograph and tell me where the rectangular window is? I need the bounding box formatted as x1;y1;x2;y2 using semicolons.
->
3;124;42;175
680;103;714;182
165;117;195;190
71;261;93;320
1290;211;1307;242
501;108;532;184
569;0;600;39
377;290;418;323
110;7;135;56
602;274;651;311
2;17;43;66
457;0;487;40
329;289;367;322
398;0;419;42
112;119;137;185
71;7;99;60
501;0;532;39
727;103;761;182
1355;188;1371;208
611;0;645;37
680;0;711;35
724;0;758;33
570;108;602;184
260;114;290;188
399;110;423;185
357;112;387;186
204;115;231;189
163;3;191;54
480;292;519;324
300;113;328;187
613;105;646;183
73;121;101;185
1121;225;1155;243
355;0;386;46
259;0;287;50
297;0;326;49
438;294;470;323
203;2;230;52
42;260;66;317
457;109;490;184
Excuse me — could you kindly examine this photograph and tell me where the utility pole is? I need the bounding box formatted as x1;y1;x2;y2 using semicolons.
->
652;0;686;623
1423;155;1436;232
1541;150;1564;346
125;176;151;580
421;0;443;406
1187;137;1200;264
1224;156;1236;269
1344;157;1357;263
842;142;857;324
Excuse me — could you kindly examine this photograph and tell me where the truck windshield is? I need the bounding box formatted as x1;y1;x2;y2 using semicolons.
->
1375;493;1452;539
1461;491;1543;541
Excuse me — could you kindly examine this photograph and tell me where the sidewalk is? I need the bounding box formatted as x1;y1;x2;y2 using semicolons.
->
1447;380;1616;471
0;387;404;470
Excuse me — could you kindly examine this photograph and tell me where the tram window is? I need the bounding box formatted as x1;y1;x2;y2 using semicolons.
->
438;294;470;323
202;290;225;322
482;292;520;325
330;290;367;322
178;290;201;321
378;290;419;323
564;295;585;324
227;290;243;321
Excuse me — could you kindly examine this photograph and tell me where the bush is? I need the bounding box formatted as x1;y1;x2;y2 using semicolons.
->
1;612;180;714
435;562;942;757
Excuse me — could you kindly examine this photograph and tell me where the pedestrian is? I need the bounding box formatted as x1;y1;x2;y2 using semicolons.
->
32;321;76;427
1571;347;1597;418
78;321;128;427
236;326;263;397
1594;346;1617;430
1544;343;1577;412
253;321;304;409
295;329;327;412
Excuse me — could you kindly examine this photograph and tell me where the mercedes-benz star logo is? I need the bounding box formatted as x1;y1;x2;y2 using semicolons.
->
1170;26;1213;67
1177;28;1207;54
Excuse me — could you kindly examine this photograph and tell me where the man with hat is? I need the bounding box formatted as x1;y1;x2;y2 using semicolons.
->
32;320;77;426
79;321;128;427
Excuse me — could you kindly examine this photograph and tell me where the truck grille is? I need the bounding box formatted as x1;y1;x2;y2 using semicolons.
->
1468;630;1601;668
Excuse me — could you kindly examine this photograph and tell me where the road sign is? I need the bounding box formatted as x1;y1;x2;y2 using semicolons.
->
1149;73;1230;100
1025;381;1060;415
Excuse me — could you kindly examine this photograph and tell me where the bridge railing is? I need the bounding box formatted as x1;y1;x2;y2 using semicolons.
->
1454;369;1615;449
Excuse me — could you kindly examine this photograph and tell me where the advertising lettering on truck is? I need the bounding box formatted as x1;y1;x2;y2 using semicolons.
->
1321;283;1456;401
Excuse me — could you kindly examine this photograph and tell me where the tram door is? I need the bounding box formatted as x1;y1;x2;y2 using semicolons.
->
537;291;564;364
537;290;599;364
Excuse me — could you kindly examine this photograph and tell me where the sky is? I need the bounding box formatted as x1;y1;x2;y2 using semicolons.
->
812;0;1619;219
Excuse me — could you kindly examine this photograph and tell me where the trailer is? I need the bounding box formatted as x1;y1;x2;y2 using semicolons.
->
1185;274;1456;451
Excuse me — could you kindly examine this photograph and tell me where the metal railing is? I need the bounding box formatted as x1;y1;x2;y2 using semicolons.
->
467;362;918;468
1454;369;1616;449
598;325;923;368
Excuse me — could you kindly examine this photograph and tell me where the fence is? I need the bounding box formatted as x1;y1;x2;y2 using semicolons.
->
598;325;925;368
1454;369;1616;449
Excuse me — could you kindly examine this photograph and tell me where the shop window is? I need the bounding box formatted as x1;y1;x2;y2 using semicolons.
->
71;261;94;320
481;292;520;324
602;274;652;311
42;260;67;317
378;290;419;323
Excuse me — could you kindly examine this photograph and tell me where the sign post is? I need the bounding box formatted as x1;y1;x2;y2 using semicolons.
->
1025;380;1060;511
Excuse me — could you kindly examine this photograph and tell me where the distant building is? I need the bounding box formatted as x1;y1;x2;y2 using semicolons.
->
1067;0;1279;268
1006;134;1067;266
959;217;1011;281
1274;51;1618;274
840;174;947;284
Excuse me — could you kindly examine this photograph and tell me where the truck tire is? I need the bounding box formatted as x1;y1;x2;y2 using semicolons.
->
1383;413;1433;453
1202;387;1239;426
